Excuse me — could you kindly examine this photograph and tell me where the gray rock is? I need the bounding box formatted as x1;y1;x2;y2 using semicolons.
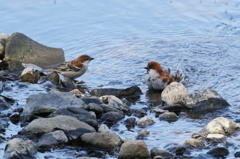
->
206;134;226;142
118;140;149;159
22;115;96;134
61;76;77;90
183;89;230;112
0;95;15;111
159;112;179;122
0;33;9;59
23;92;86;115
137;117;154;126
98;124;111;133
0;81;3;94
50;107;98;128
193;154;215;159
201;117;239;135
150;148;174;159
4;138;37;159
81;132;122;150
207;147;229;158
161;82;188;106
99;95;124;109
184;138;204;147
0;119;9;132
101;111;125;125
4;32;65;68
85;103;104;115
20;63;43;83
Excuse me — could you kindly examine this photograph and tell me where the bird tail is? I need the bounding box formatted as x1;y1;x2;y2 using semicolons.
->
173;70;183;82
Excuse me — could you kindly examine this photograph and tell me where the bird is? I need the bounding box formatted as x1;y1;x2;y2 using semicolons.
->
43;54;94;80
144;61;182;90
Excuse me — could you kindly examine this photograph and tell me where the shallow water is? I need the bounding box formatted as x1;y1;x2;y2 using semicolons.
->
1;0;240;158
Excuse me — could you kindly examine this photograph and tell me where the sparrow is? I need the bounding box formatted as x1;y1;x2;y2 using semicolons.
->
43;54;94;79
144;61;182;90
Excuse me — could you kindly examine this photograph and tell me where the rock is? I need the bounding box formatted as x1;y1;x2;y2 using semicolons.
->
10;112;20;124
20;63;43;83
183;89;230;112
65;128;92;143
47;71;60;86
153;108;168;114
207;147;229;158
124;117;136;128
118;140;149;159
23;92;86;116
38;130;68;150
81;97;103;105
0;95;15;111
22;115;96;134
101;111;125;126
193;154;215;159
150;148;174;159
162;104;186;113
61;76;77;90
4;138;37;159
131;109;147;118
206;134;226;142
99;95;124;109
0;81;3;94
100;104;119;112
85;103;104;115
0;119;9;132
137;117;154;126
164;143;186;156
201;117;239;135
235;152;240;158
0;33;9;59
184;138;204;147
161;82;188;106
159;112;179;122
70;89;84;98
91;85;142;99
81;132;122;150
4;32;65;68
50;107;98;128
98;124;111;133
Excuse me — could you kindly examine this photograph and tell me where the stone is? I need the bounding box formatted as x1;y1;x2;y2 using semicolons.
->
201;117;239;135
0;33;9;59
207;147;229;158
85;103;104;115
137;117;154;126
118;140;149;159
70;89;84;98
4;138;37;159
47;71;60;86
183;89;230;112
22;115;96;134
131;109;147;118
124;117;136;128
23;92;86;115
206;134;226;142
61;76;77;90
20;63;43;83
194;154;215;159
4;32;65;68
184;138;204;147
150;148;174;159
153;108;168;114
0;119;9;132
91;85;142;98
50;107;98;128
98;124;111;133
159;112;179;122
81;132;122;150
0;95;15;111
101;111;125;126
161;82;188;106
99;95;124;109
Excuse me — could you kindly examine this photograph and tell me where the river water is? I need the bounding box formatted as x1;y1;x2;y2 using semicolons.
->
1;0;240;158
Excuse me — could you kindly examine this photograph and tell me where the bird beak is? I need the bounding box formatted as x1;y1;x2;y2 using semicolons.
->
144;66;149;70
90;57;94;60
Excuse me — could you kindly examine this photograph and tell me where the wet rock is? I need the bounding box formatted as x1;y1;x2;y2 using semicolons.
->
184;138;204;147
0;95;15;111
38;130;68;150
161;82;188;106
201;117;239;135
85;103;104;115
159;112;179;122
61;76;77;90
100;104;119;113
164;143;186;156
150;148;174;159
81;97;103;105
0;119;9;132
4;138;37;159
99;95;124;109
131;109;147;118
10;112;20;124
206;134;226;142
91;85;142;99
124;117;136;128
81;132;122;150
235;152;240;158
98;124;111;133
22;115;96;134
20;63;43;83
51;107;98;128
137;117;154;126
162;104;186;114
0;81;3;93
183;89;230;112
118;140;149;159
207;147;229;158
193;154;215;159
101;111;124;126
70;89;84;98
23;92;86;116
47;71;60;86
153;108;168;114
0;33;9;59
136;129;150;140
4;32;65;68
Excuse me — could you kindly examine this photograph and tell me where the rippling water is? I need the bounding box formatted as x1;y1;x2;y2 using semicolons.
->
1;0;240;158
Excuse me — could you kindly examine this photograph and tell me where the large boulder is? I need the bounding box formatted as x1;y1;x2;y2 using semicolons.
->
22;115;96;134
4;138;37;159
118;140;149;159
183;89;230;112
201;117;239;135
81;132;122;150
23;92;86;115
161;82;188;106
4;32;65;68
0;33;9;59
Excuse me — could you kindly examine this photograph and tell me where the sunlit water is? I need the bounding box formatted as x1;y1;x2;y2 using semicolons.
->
1;0;240;158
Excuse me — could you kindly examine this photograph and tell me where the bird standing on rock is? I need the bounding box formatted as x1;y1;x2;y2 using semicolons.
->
144;61;182;90
43;54;94;80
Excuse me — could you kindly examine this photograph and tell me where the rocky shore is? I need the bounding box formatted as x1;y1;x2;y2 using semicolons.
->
0;33;239;159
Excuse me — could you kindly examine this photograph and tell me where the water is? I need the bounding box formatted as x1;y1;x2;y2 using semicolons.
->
1;0;240;158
